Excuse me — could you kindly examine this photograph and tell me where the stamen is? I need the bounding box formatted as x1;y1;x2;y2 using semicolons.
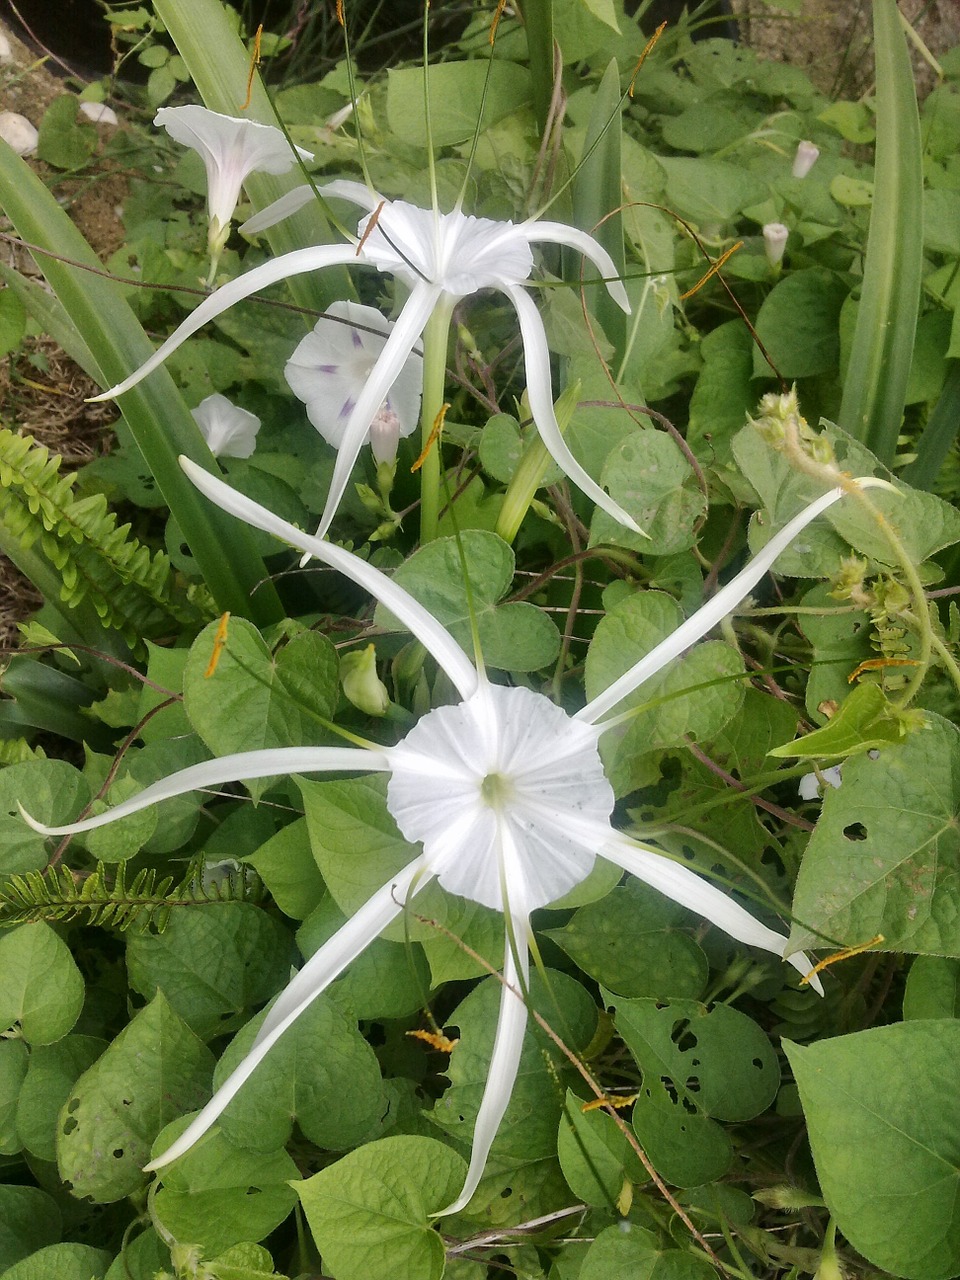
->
411;402;449;473
629;21;666;97
490;0;508;47
240;24;263;112
799;935;885;984
205;612;231;678
582;1092;638;1113
356;199;386;257
848;657;920;683
406;1028;459;1053
679;241;742;301
335;0;345;27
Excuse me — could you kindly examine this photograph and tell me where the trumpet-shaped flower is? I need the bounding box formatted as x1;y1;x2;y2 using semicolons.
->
285;300;422;465
23;465;889;1215
91;179;639;538
154;105;311;279
191;393;260;459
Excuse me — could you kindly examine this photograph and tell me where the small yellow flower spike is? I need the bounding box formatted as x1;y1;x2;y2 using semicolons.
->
241;24;262;112
411;402;449;473
799;935;885;985
490;0;508;46
679;241;743;301
406;1028;460;1053
204;612;231;679
582;1092;639;1113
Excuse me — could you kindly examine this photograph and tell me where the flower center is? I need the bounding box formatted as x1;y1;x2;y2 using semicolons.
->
480;771;515;809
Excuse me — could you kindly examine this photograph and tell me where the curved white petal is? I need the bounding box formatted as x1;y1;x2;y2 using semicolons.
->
240;178;383;236
313;281;441;540
579;476;892;725
19;747;388;837
503;284;643;534
90;245;361;401
145;852;430;1173
436;910;531;1217
522;220;630;314
602;831;824;994
181;458;479;700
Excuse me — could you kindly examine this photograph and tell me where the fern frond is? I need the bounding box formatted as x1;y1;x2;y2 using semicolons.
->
0;856;258;931
0;427;213;646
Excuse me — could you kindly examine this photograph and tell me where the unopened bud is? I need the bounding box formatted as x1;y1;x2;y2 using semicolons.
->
763;222;789;266
340;643;390;716
792;139;820;179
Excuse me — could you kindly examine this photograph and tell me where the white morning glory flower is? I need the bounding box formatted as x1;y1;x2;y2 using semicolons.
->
191;393;260;459
763;222;790;267
23;466;890;1215
285;300;422;465
792;139;820;179
798;764;843;801
90;179;639;538
154;105;312;280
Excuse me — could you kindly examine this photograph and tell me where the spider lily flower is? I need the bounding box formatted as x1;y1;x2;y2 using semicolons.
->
154;105;312;281
89;179;639;539
285;301;422;465
191;393;260;459
22;466;890;1216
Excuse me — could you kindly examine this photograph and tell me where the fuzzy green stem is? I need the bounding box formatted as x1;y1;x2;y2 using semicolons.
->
418;300;454;544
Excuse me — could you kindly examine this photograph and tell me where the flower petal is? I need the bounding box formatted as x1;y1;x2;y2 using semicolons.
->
181;458;479;700
191;393;260;459
145;852;430;1173
311;282;439;539
578;476;894;725
521;219;630;313
19;747;389;837
502;283;643;534
602;831;824;994
241;178;383;236
90;245;361;402
436;909;531;1216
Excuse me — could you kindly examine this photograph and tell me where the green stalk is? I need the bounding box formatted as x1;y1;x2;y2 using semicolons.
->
515;0;555;138
153;0;353;311
496;381;580;544
837;0;923;463
418;300;455;544
0;141;282;624
901;360;960;490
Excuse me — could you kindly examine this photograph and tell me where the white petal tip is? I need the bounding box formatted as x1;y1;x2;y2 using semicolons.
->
86;389;115;404
298;551;313;568
17;802;53;835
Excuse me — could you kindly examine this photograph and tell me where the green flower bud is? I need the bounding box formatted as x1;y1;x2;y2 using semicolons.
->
340;643;390;716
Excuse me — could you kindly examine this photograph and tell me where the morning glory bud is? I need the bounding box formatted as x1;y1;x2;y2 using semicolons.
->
792;140;820;179
763;222;789;267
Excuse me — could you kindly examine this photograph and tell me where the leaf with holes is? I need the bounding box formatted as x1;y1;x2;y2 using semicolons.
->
152;1122;298;1256
610;995;779;1188
57;993;214;1203
789;714;960;956
16;1036;106;1162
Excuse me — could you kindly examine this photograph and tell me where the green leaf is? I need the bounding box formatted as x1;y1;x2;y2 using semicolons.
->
545;881;708;999
799;583;873;721
432;969;597;1165
752;269;847;379
769;683;912;760
687;322;755;468
591;429;706;555
102;1229;170;1280
0;1040;28;1154
244;817;325;920
376;532;560;672
3;1244;110;1280
295;1136;467;1280
183;618;339;797
214;992;385;1154
0;759;90;876
386;62;531;148
786;1022;960;1280
58;992;214;1203
659;157;766;225
557;1089;647;1208
36;96;97;170
16;1035;105;1161
580;1224;718;1280
790;714;960;956
0;286;26;357
126;903;296;1039
152;1125;298;1256
904;956;960;1020
0;1186;61;1270
613;996;779;1188
0;923;84;1045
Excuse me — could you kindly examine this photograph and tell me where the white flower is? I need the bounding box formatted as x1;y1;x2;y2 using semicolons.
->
79;102;119;127
763;222;790;267
191;393;260;459
798;764;842;800
90;180;639;538
792;140;820;179
285;301;422;465
23;466;890;1215
154;105;311;274
0;112;38;157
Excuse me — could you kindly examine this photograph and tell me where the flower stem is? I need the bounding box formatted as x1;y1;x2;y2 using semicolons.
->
496;381;581;544
419;299;454;544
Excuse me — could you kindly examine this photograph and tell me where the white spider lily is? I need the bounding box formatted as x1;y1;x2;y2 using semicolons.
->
154;105;311;279
285;301;422;465
191;393;260;459
90;180;638;538
22;466;891;1216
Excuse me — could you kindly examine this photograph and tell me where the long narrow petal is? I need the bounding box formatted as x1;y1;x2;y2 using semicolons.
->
145;852;431;1173
313;280;442;540
578;476;893;725
19;746;388;837
502;283;643;535
181;458;479;700
241;178;383;236
90;245;361;401
603;831;824;994
520;220;631;313
436;909;531;1217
